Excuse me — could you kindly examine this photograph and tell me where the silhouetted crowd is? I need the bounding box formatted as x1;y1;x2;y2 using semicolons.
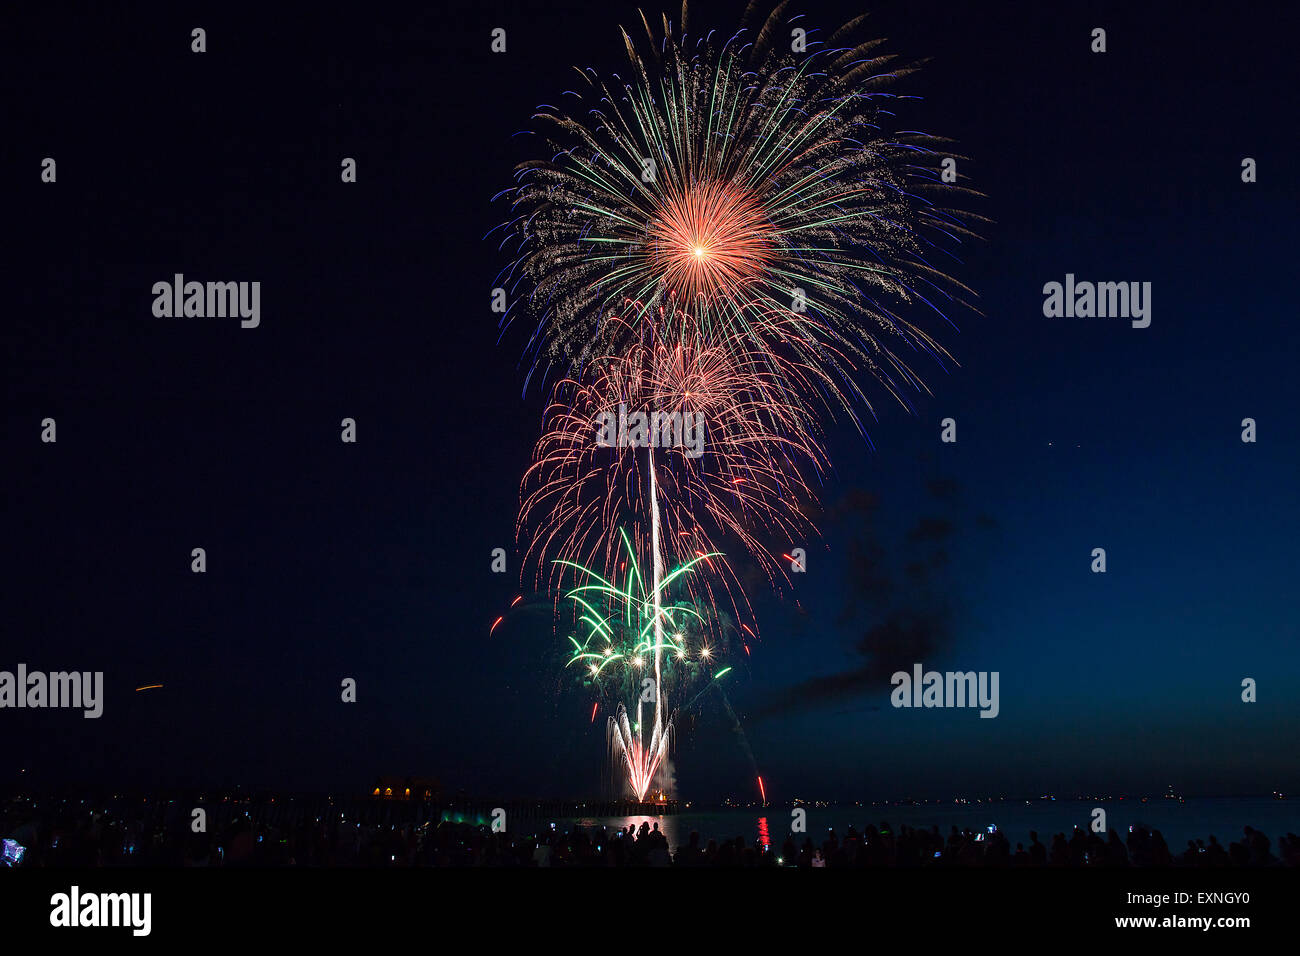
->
504;820;1298;868
4;796;1296;867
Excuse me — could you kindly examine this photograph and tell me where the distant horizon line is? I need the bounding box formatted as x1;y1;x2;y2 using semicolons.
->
4;785;1290;807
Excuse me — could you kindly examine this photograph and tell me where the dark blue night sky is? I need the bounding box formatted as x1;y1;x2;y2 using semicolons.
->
5;0;1297;803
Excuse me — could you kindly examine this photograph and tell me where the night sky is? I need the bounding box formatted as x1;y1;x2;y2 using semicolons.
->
5;0;1297;803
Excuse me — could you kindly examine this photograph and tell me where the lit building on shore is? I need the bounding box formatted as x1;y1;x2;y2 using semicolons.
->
370;776;441;801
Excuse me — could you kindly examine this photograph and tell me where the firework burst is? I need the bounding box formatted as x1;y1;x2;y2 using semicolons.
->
560;532;721;694
520;303;830;634
494;1;982;420
557;530;734;799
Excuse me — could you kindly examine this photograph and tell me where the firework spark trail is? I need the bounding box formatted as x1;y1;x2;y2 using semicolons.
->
648;443;666;791
609;702;671;801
